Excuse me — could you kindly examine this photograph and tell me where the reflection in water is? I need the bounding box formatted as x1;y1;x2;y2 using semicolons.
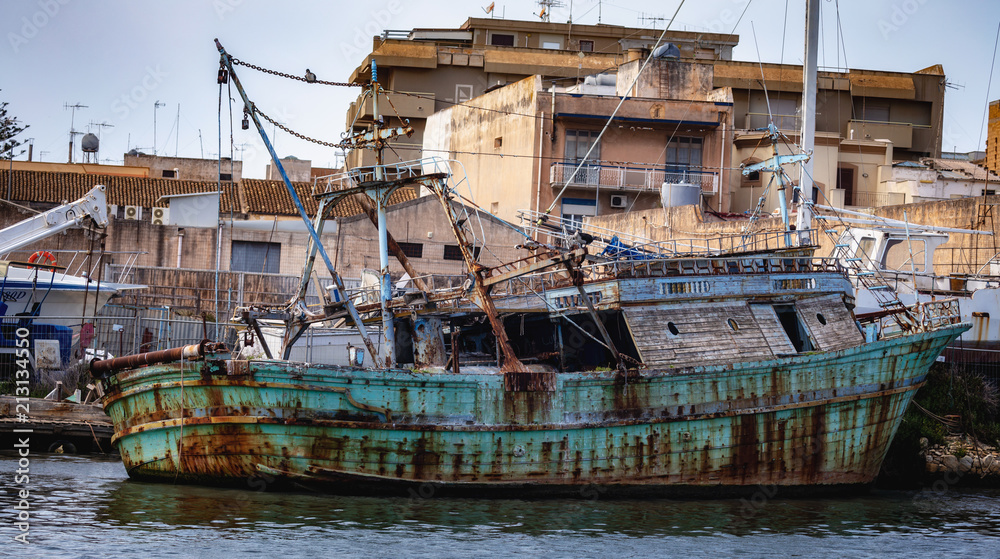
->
3;453;1000;558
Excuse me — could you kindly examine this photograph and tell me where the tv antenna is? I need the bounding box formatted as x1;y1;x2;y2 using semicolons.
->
153;100;166;155
638;13;669;26
89;121;115;142
63;102;88;163
535;0;564;22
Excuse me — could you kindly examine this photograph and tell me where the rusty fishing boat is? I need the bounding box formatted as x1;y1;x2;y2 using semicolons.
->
91;36;970;498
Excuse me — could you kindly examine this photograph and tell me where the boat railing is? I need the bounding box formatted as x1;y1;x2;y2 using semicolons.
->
915;298;963;329
313;157;458;197
517;209;814;258
1;249;147;280
487;255;846;297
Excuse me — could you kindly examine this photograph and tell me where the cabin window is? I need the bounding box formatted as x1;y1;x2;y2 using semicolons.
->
773;304;813;352
444;245;480;261
727;318;740;332
231;241;281;274
853;236;875;261
816;313;827;325
667;322;680;336
490;33;515;46
397;242;424;259
881;239;925;272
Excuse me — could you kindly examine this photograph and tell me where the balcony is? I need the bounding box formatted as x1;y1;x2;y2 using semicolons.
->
345;91;435;129
744;112;800;131
549;161;719;195
847;120;913;149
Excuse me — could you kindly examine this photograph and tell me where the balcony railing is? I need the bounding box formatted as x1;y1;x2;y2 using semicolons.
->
847;120;915;149
745;112;800;131
549;161;719;195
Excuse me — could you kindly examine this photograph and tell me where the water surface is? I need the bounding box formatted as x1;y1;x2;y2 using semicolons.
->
2;453;999;558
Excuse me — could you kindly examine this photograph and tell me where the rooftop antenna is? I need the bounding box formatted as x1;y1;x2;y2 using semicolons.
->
638;13;669;27
153;100;165;155
199;129;204;158
535;0;564;22
89;121;114;144
175;103;181;157
64;102;88;163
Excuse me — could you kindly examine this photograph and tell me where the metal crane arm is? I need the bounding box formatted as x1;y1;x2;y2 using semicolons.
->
0;185;108;254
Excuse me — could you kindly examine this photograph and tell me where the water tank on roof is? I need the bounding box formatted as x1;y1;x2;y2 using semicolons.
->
652;43;680;60
661;182;701;207
81;133;99;153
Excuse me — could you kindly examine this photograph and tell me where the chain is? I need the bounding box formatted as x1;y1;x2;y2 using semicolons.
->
231;57;362;88
253;105;347;148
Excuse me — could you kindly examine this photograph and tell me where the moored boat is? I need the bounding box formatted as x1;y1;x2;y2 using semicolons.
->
92;29;971;498
95;252;967;496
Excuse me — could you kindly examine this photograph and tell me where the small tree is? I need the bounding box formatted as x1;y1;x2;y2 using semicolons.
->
1;90;28;159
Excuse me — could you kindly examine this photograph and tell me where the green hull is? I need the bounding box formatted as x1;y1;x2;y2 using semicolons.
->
100;324;966;497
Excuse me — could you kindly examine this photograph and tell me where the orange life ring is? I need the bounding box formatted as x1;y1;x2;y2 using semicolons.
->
28;250;58;268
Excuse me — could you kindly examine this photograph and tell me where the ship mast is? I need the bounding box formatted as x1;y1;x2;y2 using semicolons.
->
795;0;820;244
215;39;387;365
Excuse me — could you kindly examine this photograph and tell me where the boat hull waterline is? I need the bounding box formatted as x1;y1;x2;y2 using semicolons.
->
101;324;966;497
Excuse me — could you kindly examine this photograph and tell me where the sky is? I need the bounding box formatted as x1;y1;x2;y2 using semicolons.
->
2;0;999;179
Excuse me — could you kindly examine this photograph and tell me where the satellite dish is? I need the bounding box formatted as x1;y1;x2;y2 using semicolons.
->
81;133;99;153
652;43;681;60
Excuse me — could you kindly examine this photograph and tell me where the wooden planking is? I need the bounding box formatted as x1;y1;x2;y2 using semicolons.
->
796;294;865;351
749;304;798;355
624;302;779;368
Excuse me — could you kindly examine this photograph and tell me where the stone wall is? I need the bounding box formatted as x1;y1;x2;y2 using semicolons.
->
922;436;1000;481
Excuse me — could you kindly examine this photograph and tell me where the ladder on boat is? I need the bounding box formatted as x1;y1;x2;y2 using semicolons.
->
825;226;915;327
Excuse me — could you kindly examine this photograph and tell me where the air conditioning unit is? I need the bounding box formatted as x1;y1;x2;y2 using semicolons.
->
151;207;169;225
124;205;142;220
610;194;628;208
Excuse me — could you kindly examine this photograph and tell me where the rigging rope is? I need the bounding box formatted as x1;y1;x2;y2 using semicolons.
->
231;57;362;87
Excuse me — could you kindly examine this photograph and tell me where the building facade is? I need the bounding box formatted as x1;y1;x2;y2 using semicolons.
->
345;17;739;169
351;17;950;216
423;57;733;224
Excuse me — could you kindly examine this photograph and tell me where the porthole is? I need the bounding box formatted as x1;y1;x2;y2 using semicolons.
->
727;318;740;332
667;322;679;336
816;313;827;325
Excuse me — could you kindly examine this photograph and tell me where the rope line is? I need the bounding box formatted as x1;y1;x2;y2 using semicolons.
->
231;57;362;88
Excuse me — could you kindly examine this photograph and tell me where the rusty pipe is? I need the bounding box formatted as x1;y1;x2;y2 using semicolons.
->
91;341;223;376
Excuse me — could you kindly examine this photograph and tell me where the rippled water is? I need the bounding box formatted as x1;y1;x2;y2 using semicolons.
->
2;453;1000;558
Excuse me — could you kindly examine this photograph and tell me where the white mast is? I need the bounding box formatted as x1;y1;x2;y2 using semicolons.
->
796;0;819;243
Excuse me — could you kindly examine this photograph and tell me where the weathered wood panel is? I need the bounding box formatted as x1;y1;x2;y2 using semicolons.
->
625;301;780;368
748;303;798;355
797;294;865;351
